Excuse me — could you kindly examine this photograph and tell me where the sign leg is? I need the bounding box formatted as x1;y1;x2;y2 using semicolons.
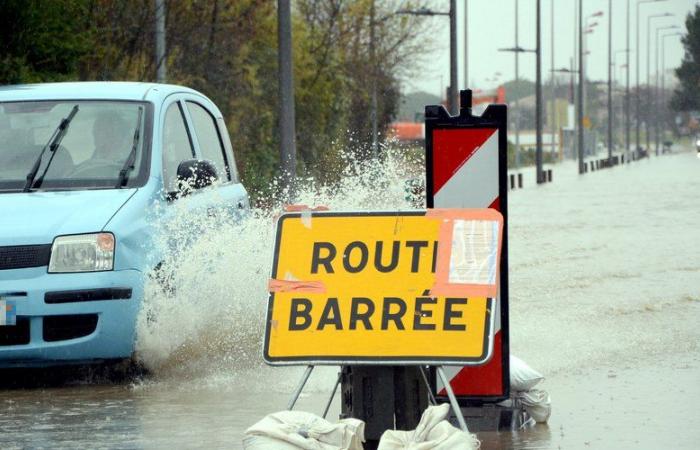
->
287;365;314;410
436;366;469;432
418;366;437;406
322;370;342;419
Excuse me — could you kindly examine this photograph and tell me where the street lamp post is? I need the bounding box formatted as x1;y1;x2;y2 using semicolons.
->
645;12;673;152
464;0;468;90
654;25;679;154
613;49;630;146
552;64;578;160
501;0;544;181
369;1;378;158
449;0;458;115
154;0;166;83
583;12;602;123
535;0;543;183
278;0;297;192
515;0;520;169
578;0;584;174
396;7;454;112
626;0;630;160
550;0;557;160
498;46;535;169
617;63;628;142
636;1;669;156
607;0;613;163
660;33;682;149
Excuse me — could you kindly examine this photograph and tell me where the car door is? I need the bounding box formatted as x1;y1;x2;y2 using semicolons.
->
179;97;249;220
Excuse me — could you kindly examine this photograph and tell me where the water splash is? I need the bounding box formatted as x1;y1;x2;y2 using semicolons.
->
134;147;424;383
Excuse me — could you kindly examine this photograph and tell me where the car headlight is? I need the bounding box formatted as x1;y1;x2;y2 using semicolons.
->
48;233;115;273
695;139;700;147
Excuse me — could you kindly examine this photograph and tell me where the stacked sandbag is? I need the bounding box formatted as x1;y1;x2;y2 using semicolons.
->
510;355;551;423
377;404;480;450
243;410;365;450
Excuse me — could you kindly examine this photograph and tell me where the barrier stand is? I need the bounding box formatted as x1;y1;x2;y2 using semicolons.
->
287;365;314;411
286;365;469;432
265;210;505;445
322;371;342;419
436;367;469;431
425;90;513;427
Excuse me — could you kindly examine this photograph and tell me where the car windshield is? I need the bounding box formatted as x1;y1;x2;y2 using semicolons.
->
0;101;149;192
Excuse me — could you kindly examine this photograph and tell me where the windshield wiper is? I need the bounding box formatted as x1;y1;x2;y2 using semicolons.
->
116;106;144;188
23;105;79;192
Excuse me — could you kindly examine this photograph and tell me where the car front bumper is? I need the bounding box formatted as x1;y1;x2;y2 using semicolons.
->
0;267;143;367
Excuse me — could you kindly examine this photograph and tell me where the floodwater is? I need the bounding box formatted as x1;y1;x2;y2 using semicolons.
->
1;149;699;449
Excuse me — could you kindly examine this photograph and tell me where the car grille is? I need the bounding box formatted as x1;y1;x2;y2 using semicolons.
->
43;314;98;342
0;245;52;270
0;318;30;346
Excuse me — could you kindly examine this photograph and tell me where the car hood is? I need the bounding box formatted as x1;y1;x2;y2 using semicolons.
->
0;189;137;246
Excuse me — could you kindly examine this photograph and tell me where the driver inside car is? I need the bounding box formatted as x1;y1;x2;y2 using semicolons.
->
71;111;132;178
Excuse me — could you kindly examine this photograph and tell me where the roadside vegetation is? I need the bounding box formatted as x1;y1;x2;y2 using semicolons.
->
0;0;436;198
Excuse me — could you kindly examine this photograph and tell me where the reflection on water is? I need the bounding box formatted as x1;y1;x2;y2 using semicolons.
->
2;150;700;449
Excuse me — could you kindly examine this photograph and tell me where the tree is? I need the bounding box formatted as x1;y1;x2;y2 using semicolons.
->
0;0;93;84
2;0;435;200
671;5;699;111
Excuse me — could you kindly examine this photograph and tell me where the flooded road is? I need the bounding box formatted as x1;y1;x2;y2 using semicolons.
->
2;150;699;449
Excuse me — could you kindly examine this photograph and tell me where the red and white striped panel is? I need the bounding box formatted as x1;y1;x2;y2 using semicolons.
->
432;127;505;398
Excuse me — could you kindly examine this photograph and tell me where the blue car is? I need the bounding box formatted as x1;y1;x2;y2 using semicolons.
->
0;82;249;367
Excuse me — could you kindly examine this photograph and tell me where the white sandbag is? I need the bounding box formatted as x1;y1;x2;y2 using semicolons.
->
242;410;365;450
517;389;551;423
377;404;479;450
510;355;544;391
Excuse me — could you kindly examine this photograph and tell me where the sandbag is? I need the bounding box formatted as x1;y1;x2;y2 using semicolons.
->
377;404;479;450
517;389;551;423
243;410;365;450
510;355;544;391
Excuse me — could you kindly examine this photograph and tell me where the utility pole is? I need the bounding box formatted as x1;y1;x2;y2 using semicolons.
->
646;14;652;152
654;25;678;154
277;0;297;191
625;0;631;161
535;0;543;183
464;0;468;90
396;7;453;113
574;3;578;162
613;49;629;146
646;12;673;153
449;0;459;115
577;0;585;174
550;0;557;160
499;6;537;170
155;0;166;83
635;2;644;155
607;0;613;163
515;0;520;168
635;2;670;155
369;1;378;158
660;32;682;149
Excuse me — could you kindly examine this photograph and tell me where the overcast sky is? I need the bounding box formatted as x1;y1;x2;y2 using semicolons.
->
403;0;696;95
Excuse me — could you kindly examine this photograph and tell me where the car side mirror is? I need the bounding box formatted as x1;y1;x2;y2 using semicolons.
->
176;159;218;195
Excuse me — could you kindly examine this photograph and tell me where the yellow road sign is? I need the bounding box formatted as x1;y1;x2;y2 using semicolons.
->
264;209;503;365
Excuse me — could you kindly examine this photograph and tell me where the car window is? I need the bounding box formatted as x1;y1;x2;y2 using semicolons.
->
217;117;240;183
162;102;195;192
0;101;148;191
186;101;230;181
